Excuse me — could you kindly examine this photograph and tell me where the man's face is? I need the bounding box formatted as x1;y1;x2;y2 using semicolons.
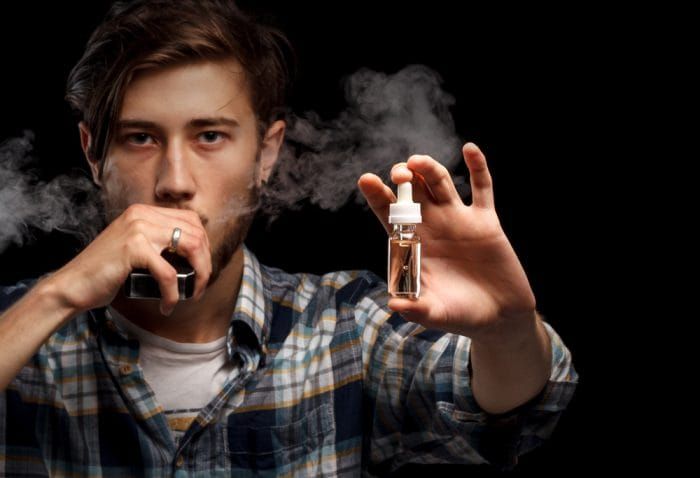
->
88;59;277;285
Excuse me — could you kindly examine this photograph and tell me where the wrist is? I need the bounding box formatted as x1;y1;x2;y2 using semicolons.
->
36;271;84;318
470;310;541;351
468;311;553;415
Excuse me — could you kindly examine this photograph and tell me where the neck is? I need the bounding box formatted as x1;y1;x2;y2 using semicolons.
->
110;246;245;343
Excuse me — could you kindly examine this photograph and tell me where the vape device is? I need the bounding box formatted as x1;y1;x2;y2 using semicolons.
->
123;250;195;300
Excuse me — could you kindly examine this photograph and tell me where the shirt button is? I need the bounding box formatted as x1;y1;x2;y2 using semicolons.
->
106;321;118;332
119;364;132;375
175;455;185;467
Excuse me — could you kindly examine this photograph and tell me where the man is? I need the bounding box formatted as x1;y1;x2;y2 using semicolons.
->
0;0;578;476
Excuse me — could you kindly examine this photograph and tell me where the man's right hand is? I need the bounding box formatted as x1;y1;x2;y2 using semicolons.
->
47;204;213;317
0;203;213;390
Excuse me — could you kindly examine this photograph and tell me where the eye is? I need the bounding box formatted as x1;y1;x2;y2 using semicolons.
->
125;133;155;145
198;131;226;144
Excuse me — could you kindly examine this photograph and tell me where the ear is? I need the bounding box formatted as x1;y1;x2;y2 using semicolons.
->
79;121;101;186
257;120;286;186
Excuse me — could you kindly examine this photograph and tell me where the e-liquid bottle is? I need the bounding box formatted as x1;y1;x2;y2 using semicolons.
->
388;181;421;298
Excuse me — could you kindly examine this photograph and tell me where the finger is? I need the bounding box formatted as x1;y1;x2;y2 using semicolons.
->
387;296;428;315
405;155;461;205
390;162;438;204
126;204;203;231
390;162;413;183
130;234;179;316
387;290;449;331
357;173;396;234
125;205;211;255
462;142;494;209
145;206;212;251
131;220;212;301
155;224;212;301
387;295;434;327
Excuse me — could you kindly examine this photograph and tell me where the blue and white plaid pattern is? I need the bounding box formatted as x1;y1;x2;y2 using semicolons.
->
0;244;578;476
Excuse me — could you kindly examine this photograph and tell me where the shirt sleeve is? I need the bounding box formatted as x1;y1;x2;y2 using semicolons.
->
1;278;49;476
0;278;39;313
350;271;579;473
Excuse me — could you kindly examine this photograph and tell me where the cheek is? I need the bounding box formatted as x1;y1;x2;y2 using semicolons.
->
102;162;154;204
212;163;257;198
213;182;254;219
208;176;259;231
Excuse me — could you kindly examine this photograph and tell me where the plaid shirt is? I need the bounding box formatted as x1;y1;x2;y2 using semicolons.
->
1;244;578;477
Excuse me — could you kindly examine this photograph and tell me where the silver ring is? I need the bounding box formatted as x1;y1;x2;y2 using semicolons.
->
168;227;182;253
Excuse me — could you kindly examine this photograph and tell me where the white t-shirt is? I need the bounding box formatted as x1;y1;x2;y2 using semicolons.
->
106;306;239;443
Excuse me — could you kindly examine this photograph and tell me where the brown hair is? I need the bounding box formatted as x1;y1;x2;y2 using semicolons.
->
64;0;294;180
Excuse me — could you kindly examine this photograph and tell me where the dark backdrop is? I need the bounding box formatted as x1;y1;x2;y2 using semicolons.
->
0;1;638;475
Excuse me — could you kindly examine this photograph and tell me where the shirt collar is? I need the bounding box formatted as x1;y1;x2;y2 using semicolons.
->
91;243;271;367
227;243;270;364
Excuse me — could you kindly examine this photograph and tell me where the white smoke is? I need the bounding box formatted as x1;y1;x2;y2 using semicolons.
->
0;130;104;253
260;65;469;221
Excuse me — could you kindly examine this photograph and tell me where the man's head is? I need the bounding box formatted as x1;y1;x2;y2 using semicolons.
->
64;0;292;284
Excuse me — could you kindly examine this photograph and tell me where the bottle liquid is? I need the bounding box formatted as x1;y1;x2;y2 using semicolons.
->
388;181;421;298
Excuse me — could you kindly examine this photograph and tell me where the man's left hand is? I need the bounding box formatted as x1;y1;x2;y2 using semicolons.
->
357;142;538;345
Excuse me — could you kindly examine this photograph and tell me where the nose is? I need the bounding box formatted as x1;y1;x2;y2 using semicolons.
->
154;138;196;203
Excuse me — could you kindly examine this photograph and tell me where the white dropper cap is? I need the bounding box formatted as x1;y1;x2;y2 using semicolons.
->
389;181;422;224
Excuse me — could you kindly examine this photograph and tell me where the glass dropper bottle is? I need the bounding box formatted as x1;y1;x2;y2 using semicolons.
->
388;181;421;298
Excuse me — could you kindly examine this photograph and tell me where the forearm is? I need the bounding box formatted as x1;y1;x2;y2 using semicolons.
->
0;275;79;391
469;312;552;415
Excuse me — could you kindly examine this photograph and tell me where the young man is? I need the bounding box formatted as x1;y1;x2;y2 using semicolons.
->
0;0;578;476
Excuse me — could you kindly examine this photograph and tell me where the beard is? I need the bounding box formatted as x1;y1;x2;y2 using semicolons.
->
98;176;261;290
206;183;260;286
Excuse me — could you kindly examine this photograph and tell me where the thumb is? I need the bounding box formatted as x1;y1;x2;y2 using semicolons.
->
388;296;428;324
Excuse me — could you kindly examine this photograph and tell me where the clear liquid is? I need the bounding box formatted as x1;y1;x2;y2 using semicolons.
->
388;238;421;298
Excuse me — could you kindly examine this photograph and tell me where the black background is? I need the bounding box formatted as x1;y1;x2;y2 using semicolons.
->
0;1;653;475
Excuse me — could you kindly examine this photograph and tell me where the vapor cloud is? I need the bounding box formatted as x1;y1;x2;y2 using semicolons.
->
0;130;103;253
260;65;468;221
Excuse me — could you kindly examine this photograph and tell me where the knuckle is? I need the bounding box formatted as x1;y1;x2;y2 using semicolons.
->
187;209;201;224
124;203;143;220
183;234;201;253
179;241;193;255
127;232;147;250
409;154;430;162
123;234;147;261
479;173;493;187
437;163;450;177
195;231;207;249
133;231;149;246
184;232;204;253
129;218;147;234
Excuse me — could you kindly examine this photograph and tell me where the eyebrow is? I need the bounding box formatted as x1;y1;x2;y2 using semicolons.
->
115;116;240;131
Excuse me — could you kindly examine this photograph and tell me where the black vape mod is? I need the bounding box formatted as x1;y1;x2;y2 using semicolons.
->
123;250;195;300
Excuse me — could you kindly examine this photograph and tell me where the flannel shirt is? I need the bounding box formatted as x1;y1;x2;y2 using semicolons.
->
0;243;578;476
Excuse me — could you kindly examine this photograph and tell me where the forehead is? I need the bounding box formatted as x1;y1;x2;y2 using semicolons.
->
118;59;254;122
